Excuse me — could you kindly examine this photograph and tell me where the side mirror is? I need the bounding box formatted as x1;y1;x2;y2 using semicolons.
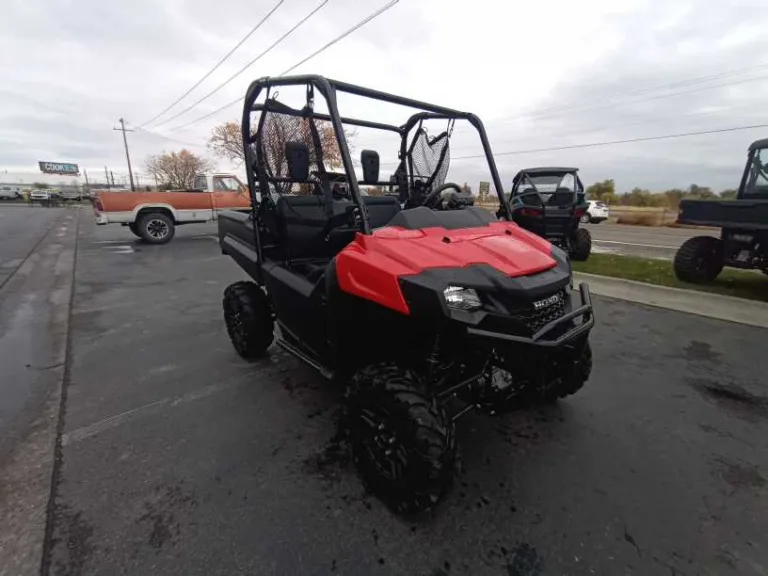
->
361;150;379;184
285;141;309;181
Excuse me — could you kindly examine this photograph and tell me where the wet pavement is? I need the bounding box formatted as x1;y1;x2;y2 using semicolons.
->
0;206;78;574
0;206;75;462
16;218;768;575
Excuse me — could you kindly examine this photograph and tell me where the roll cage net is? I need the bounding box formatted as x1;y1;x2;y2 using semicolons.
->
406;124;452;195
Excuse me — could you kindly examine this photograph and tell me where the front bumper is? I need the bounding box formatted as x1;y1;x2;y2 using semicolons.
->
464;283;594;348
94;211;109;225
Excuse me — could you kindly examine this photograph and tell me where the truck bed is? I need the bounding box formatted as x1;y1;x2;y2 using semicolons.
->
677;198;768;230
217;209;260;281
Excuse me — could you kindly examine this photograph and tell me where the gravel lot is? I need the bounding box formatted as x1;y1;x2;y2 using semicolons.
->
4;212;767;575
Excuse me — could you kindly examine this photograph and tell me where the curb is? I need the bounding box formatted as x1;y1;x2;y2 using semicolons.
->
574;271;768;329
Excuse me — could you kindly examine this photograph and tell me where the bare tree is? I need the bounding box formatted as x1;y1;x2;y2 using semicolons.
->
208;122;245;162
145;149;215;189
208;118;353;170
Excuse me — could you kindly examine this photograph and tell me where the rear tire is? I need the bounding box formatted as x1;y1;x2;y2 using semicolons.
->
579;213;591;224
223;282;274;359
127;222;141;238
345;362;456;514
137;212;175;244
570;228;592;261
674;236;724;283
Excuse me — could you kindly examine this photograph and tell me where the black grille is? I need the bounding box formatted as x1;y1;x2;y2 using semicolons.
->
494;290;567;333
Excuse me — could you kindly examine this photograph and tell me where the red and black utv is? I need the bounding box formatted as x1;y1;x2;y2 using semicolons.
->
218;75;594;513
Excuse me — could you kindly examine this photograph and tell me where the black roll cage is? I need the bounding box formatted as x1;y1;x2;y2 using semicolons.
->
241;75;511;250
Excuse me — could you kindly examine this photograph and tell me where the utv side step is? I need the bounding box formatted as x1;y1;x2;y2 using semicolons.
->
276;338;334;380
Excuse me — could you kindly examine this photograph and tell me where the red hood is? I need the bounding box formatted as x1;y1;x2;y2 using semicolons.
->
336;221;557;314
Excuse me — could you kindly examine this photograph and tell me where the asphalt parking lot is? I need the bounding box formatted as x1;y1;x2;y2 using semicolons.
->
3;209;768;575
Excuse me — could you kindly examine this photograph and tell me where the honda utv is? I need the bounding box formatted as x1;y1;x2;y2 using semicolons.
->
217;76;594;513
506;167;592;261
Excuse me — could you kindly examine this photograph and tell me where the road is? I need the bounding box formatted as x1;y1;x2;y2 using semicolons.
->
586;222;718;259
35;219;768;575
0;206;78;574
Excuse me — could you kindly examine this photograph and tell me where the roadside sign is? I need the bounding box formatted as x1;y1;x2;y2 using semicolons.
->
479;181;490;200
39;161;79;175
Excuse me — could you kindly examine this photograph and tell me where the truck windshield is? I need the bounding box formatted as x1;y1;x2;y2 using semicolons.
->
744;147;768;197
213;176;242;191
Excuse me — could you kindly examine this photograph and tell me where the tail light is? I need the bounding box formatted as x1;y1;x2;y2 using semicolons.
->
95;197;104;211
519;207;542;218
574;208;587;218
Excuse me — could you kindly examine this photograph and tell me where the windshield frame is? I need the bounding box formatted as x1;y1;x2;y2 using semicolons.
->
741;146;768;199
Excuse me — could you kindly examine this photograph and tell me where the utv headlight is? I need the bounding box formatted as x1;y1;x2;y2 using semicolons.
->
443;286;482;311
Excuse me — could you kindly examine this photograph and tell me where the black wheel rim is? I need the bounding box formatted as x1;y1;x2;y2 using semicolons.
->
147;219;169;239
225;301;248;354
356;407;406;484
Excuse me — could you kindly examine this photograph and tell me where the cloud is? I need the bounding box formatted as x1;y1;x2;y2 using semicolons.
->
1;0;768;193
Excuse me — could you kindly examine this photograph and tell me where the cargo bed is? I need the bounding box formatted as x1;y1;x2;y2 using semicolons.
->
677;198;768;230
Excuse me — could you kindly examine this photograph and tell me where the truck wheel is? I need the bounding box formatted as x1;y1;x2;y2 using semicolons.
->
223;282;274;359
345;362;456;514
127;222;141;238
569;228;592;261
137;212;175;244
674;236;724;283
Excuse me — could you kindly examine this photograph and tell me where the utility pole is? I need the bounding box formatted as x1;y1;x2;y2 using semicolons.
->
104;166;110;189
113;118;136;191
110;171;115;187
83;169;90;195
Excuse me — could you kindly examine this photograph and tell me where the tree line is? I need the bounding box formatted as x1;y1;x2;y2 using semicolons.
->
586;179;737;209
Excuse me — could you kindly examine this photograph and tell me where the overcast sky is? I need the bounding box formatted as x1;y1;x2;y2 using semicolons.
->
2;0;768;192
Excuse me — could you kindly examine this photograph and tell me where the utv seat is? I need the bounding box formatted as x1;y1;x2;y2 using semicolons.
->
547;188;576;207
274;194;401;260
362;195;400;228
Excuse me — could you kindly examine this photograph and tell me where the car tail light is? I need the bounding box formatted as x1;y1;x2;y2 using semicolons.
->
574;208;587;218
95;198;104;211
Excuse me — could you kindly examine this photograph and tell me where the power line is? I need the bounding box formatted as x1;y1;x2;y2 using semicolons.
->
139;0;284;128
151;0;330;129
280;0;399;76
451;123;768;160
449;62;768;137
165;0;400;133
450;100;767;153
510;62;768;123
134;127;206;149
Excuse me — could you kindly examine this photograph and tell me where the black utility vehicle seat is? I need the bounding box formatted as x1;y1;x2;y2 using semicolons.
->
362;195;400;228
274;194;401;259
548;187;575;207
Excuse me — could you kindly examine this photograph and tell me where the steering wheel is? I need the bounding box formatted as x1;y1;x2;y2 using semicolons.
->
422;182;463;209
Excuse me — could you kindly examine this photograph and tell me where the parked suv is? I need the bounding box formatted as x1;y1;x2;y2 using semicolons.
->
582;200;609;224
